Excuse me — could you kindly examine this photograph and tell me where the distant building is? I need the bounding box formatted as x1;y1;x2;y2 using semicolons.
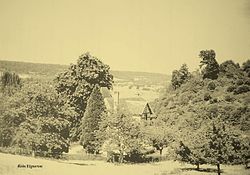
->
125;100;155;121
142;103;154;120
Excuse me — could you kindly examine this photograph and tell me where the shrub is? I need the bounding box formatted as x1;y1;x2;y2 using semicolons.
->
209;98;218;104
0;147;32;156
236;79;244;86
234;85;250;94
204;93;212;101
224;95;235;102
227;85;236;92
207;81;216;91
244;79;250;86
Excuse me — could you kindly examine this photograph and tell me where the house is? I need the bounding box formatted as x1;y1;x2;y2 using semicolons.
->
142;103;154;120
100;87;156;121
125;100;155;121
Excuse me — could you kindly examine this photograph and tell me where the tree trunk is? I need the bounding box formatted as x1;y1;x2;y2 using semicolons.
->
159;148;163;155
217;163;221;175
32;150;35;157
196;163;200;170
119;152;123;163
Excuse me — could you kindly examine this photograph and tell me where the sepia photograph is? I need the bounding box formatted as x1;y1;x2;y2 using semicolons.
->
0;0;250;175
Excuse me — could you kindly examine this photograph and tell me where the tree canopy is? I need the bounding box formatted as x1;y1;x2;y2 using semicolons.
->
54;53;113;141
199;50;220;80
80;85;107;154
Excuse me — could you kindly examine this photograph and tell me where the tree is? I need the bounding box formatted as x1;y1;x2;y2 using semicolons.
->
80;85;107;154
242;60;250;77
171;64;190;89
0;71;21;95
54;52;113;141
219;60;242;79
175;125;208;170
11;82;73;158
0;79;26;147
142;123;174;155
102;112;145;163
204;118;243;175
199;50;220;80
173;110;208;170
171;70;181;89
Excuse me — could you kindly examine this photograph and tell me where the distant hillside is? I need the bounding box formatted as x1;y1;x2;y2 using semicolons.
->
0;60;68;78
0;60;170;85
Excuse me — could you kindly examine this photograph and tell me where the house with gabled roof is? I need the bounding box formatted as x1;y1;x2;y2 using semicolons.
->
100;87;156;121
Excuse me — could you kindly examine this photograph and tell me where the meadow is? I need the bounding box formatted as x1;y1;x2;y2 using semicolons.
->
0;152;249;175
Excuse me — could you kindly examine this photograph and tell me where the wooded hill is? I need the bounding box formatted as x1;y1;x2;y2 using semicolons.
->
149;50;250;174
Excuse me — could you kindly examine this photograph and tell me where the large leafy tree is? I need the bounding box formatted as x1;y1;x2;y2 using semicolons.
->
102;112;145;163
175;117;248;175
204;118;243;175
54;53;113;141
2;81;74;158
80;85;107;154
175;126;207;170
142;121;175;155
199;50;220;80
0;78;26;147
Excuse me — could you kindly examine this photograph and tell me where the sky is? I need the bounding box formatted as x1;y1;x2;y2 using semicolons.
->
0;0;250;74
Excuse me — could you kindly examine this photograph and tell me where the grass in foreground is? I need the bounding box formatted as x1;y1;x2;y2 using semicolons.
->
0;153;249;175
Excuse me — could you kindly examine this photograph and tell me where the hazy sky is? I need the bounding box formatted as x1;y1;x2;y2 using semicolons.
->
0;0;250;74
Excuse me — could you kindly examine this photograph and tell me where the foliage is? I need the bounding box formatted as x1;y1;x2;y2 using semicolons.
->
142;121;175;155
171;64;190;89
54;53;113;141
80;85;107;154
203;119;247;175
199;50;220;80
175;117;249;175
204;92;212;101
242;60;250;77
153;51;250;171
233;85;250;94
0;81;73;158
207;81;216;91
102;112;145;163
15;118;69;158
0;71;21;95
219;60;242;79
173;111;207;169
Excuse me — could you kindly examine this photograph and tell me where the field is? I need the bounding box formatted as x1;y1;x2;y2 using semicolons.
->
0;153;249;175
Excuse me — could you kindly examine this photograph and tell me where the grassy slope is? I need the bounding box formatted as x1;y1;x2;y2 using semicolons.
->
0;153;249;175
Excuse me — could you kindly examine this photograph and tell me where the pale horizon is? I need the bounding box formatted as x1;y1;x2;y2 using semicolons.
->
0;0;250;74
